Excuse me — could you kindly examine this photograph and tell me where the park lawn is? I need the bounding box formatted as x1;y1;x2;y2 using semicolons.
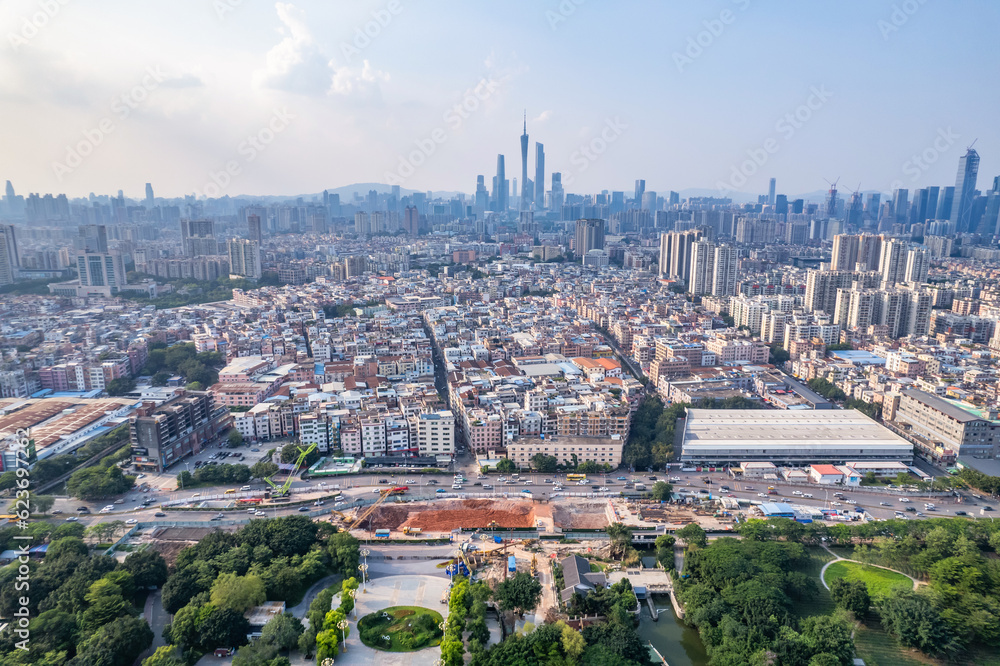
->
853;622;934;666
824;561;912;599
359;606;444;652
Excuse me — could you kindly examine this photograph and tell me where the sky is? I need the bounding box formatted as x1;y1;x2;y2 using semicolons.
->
1;0;998;201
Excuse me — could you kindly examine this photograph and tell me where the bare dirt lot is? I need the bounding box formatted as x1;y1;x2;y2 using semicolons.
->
363;499;547;531
552;501;611;529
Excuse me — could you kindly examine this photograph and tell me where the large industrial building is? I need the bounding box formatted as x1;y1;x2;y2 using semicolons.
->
679;408;913;465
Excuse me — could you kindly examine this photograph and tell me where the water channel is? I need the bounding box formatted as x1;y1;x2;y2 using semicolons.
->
636;596;708;666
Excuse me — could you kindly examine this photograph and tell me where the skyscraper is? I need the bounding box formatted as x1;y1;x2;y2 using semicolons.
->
494;154;507;212
936;186;954;220
534;142;545;210
634;180;645;207
0;225;18;286
180;219;216;257
550;172;563;213
145;183;154;208
78;224;108;253
662;229;703;283
768;178;776;206
247;214;263;245
711;244;739;297
228;239;261;280
574;219;605;255
75;251;127;295
520;112;530;210
951;148;980;232
831;234;861;271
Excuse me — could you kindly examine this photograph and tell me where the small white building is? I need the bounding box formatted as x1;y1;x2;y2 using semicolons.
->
808;464;844;485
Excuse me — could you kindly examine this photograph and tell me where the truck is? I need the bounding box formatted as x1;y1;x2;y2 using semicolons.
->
634;483;646;491
508;555;516;573
389;486;409;495
402;526;422;535
374;528;391;538
494;535;503;544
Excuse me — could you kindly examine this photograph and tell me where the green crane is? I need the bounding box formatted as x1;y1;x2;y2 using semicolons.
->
265;443;318;497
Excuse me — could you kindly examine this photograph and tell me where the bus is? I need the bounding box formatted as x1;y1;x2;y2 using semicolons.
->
236;497;263;505
566;474;587;482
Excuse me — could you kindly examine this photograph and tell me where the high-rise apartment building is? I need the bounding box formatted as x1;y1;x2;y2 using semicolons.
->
574;219;605;255
0;225;18;285
130;390;231;472
660;229;703;283
180;219;217;257
493;154;507;212
247;214;263;245
79;224;108;253
534;142;545;210
228;239;261;280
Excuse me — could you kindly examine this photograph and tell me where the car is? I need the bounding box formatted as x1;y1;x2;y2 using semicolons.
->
984;505;994;511
758;493;768;498
792;490;803;496
334;501;346;508
190;493;201;498
473;482;482;486
241;485;251;491
50;509;63;515
521;489;532;494
544;478;553;484
832;502;842;506
114;498;125;504
298;506;310;512
405;479;416;484
955;510;968;516
372;488;383;494
125;518;138;525
916;512;926;517
436;488;447;493
154;512;167;517
880;501;891;506
251;448;260;452
254;511;267;516
136;473;145;479
648;476;657;481
591;485;600;490
846;500;857;505
483;484;493;490
803;493;813;498
553;486;563;492
745;486;755;491
670;476;681;482
617;476;627;481
898;497;910;503
905;506;916;512
600;487;609;492
210;515;223;521
720;485;731;491
497;477;506;482
378;479;390;484
452;484;463;489
65;516;79;522
428;479;438;485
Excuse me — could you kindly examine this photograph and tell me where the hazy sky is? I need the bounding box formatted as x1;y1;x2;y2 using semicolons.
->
1;0;998;200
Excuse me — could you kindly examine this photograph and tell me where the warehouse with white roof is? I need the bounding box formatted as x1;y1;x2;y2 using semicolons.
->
679;408;913;465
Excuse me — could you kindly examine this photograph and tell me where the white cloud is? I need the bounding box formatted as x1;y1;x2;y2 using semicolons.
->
254;2;388;99
533;110;552;123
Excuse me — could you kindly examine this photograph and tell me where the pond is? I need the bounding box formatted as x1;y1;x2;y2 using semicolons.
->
636;596;708;666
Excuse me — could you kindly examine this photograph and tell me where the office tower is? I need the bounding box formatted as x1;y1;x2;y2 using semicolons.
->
0;225;18;285
79;224;108;253
4;181;13;201
669;191;680;206
494;154;507;212
534;142;545;210
574;219;605;255
951;148;980;232
768;178;776;206
144;182;154;209
904;247;929;284
825;183;839;219
404;206;419;235
925;186;940;224
550;172;564;213
227;239;261;280
935;186;954;220
711;244;739;297
76;251;127;294
641;191;657;211
179;219;216;256
520;113;530;209
846;191;864;227
634;180;645;207
773;194;788;217
247;214;263;245
610;191;625;214
892;189;909;223
879;238;908;285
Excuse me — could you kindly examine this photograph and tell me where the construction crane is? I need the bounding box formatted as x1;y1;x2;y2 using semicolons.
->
264;443;318;498
347;487;394;529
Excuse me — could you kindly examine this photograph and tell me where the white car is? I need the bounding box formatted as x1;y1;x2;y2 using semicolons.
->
832;501;842;506
599;487;609;492
125;518;138;525
899;497;910;503
372;488;383;493
65;516;79;522
792;490;803;496
846;499;857;505
254;511;267;516
757;493;768;498
452;484;463;489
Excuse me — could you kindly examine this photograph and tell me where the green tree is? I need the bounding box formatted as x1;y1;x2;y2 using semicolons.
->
495;458;516;474
210;572;266;613
150;371;171;387
106;377;137;396
676;522;707;548
531;453;559;473
199;606;252;649
494;572;542;617
123;550;169;589
260;613;304;654
650;481;673;501
228;429;244;448
141;645;185;666
877;590;960;657
605;522;633;559
559;621;586;664
75;616;153;666
327;531;360;576
655;534;676;569
830;577;870;616
250;461;279;480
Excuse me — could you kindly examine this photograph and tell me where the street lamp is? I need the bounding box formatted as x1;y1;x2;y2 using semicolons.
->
321;658;334;666
358;562;369;592
337;619;349;652
343;587;357;618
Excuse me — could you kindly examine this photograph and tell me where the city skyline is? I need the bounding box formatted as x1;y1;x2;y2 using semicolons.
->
1;1;999;198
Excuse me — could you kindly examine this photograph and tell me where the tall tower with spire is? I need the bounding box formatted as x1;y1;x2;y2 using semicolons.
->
520;111;530;210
